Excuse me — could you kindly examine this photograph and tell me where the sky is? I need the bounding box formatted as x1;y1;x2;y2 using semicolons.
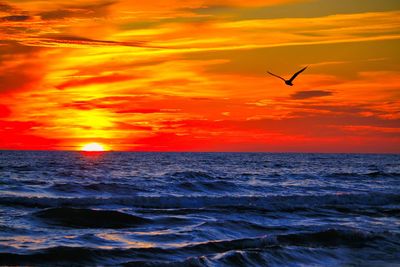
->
0;0;399;152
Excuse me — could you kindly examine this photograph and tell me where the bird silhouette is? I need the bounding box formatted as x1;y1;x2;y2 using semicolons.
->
267;66;308;86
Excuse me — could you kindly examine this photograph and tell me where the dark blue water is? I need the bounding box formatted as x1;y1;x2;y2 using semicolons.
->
0;151;399;266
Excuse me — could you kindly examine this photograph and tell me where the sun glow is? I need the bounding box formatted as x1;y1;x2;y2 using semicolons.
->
81;142;106;152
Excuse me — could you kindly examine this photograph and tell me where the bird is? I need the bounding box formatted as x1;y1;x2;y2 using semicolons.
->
267;66;308;86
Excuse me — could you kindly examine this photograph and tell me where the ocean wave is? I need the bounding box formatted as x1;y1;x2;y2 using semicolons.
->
323;205;400;217
198;220;287;232
277;229;389;248
0;193;400;218
176;228;396;253
177;180;237;193
2;229;397;266
365;171;400;178
34;207;151;228
167;171;216;180
0;237;276;266
1;192;399;210
327;171;400;179
0;246;122;266
0;246;168;266
48;182;147;195
8;165;36;172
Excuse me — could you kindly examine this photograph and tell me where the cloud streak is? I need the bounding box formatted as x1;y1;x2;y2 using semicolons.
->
291;90;333;100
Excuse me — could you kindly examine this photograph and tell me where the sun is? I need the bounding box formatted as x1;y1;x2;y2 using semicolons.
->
81;142;106;152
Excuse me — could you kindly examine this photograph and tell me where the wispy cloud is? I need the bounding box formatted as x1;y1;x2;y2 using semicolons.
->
56;74;134;90
291;90;333;99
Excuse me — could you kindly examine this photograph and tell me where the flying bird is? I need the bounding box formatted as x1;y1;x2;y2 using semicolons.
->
267;66;308;86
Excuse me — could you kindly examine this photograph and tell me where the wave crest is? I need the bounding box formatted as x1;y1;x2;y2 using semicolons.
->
34;207;150;228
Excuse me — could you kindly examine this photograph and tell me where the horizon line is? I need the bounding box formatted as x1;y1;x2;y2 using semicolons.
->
0;149;398;155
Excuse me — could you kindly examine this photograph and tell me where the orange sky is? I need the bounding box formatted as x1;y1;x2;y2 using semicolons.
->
0;0;399;152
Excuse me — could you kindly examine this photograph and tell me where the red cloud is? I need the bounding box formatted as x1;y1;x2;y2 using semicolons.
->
56;74;134;90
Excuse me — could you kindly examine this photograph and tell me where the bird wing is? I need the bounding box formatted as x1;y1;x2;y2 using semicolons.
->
288;66;307;82
267;71;286;82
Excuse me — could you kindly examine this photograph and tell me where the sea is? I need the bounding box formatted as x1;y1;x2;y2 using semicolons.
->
0;151;399;266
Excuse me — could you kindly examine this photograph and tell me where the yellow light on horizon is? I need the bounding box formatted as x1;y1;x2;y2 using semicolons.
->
81;142;107;152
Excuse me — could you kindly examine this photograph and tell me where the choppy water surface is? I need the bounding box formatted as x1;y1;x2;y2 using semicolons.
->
0;151;399;266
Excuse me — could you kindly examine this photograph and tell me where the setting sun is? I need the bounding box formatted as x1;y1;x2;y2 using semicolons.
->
81;142;106;152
